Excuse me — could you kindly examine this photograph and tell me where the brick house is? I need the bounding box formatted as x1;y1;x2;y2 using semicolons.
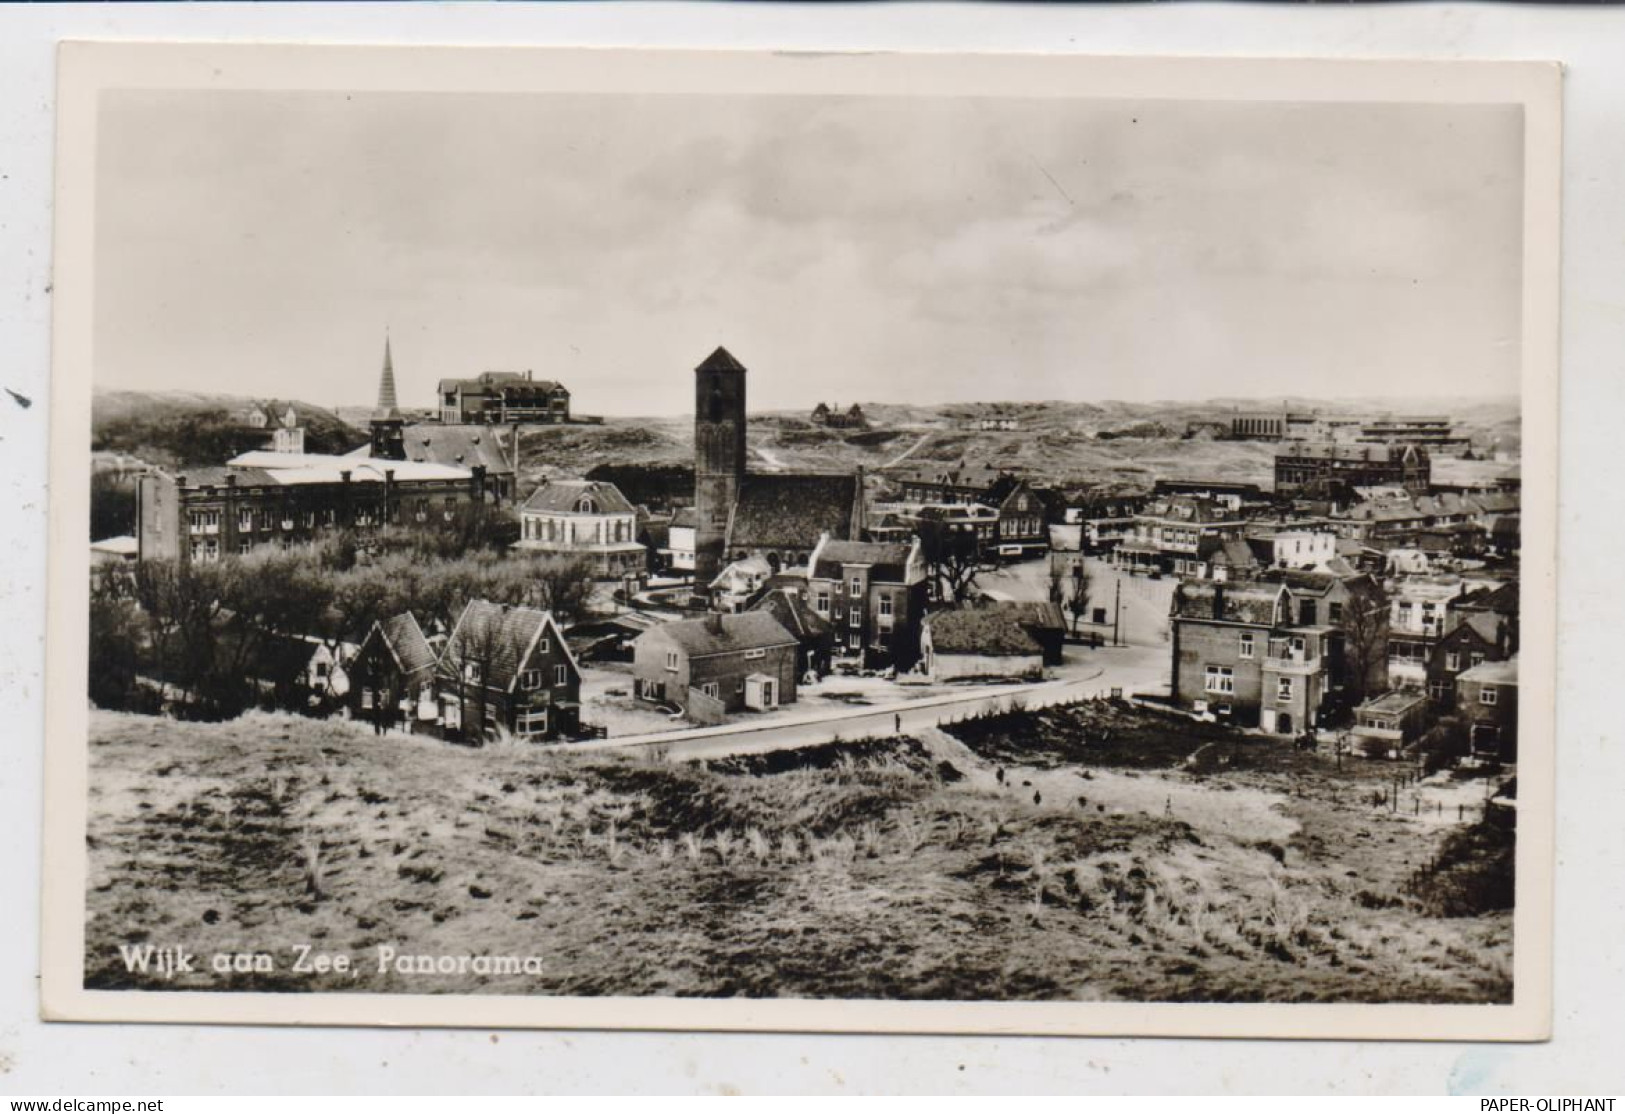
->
806;535;928;669
749;587;835;678
350;612;440;733
1426;611;1514;709
1170;580;1330;735
435;600;582;743
1456;658;1519;761
631;611;799;719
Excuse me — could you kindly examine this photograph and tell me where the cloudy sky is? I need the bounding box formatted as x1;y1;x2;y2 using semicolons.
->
94;89;1524;416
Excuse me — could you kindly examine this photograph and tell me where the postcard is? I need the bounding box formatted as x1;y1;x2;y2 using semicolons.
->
43;42;1560;1038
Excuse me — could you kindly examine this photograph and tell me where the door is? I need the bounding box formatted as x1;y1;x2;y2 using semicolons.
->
760;679;776;708
1277;712;1293;735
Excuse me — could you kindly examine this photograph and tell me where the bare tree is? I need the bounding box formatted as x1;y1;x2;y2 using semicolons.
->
914;511;993;604
1338;580;1390;706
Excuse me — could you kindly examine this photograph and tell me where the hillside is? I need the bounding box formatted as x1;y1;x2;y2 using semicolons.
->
92;390;366;469
85;707;1510;1002
515;404;1283;497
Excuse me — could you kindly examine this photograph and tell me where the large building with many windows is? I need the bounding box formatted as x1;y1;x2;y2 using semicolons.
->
514;479;646;579
437;370;571;424
804;535;928;669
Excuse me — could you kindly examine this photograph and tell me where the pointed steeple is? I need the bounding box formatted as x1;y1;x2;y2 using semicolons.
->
375;333;400;419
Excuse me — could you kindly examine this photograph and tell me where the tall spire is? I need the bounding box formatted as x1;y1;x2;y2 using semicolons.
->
375;332;400;419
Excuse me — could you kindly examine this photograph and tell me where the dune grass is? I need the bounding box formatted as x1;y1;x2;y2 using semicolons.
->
84;707;1511;1002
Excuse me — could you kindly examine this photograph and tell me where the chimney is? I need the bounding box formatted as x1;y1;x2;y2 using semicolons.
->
705;610;724;636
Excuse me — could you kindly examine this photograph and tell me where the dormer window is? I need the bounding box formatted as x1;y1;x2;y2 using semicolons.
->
576;496;597;514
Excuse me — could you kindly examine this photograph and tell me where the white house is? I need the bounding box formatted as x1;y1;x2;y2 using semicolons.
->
515;479;646;579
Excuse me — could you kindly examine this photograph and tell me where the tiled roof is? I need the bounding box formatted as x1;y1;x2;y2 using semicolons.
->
1173;582;1286;625
397;424;516;475
439;600;564;692
521;479;635;516
1459;580;1518;616
749;588;832;642
811;539;910;581
727;474;858;551
1212;538;1259;568
640;611;798;658
891;461;1001;491
925;606;1045;656
670;507;698;530
177;466;281;488
376;612;437;678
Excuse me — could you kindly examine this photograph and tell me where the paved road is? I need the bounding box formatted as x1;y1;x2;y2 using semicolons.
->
545;642;1167;763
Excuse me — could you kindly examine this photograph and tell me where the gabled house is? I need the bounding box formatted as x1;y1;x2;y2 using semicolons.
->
989;478;1048;559
749;587;835;678
631;611;799;721
1427;611;1514;709
806;534;928;669
350;612;439;733
709;555;775;613
436;600;582;743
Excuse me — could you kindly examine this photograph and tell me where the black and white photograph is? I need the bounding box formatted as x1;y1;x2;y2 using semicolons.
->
42;43;1559;1038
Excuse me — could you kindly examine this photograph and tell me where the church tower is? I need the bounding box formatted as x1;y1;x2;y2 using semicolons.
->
693;345;748;584
370;334;406;462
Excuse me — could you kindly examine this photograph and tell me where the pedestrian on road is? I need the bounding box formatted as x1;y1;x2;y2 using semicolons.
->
1033;789;1042;806
895;713;901;735
996;767;1005;785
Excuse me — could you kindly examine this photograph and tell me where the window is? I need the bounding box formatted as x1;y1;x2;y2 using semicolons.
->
238;509;253;532
554;664;568;686
1470;652;1486;667
814;593;830;616
519;669;541;691
701;682;720;698
850;610;861;628
1480;686;1498;706
1299;600;1317;626
664;650;679;672
1328;602;1344;624
360;687;374;709
1445;652;1460;672
849;577;862;596
1204;666;1234;695
743;648;766;661
1239;633;1255;659
517;709;549;737
462;662;481;684
1277;676;1294;702
879;596;894;618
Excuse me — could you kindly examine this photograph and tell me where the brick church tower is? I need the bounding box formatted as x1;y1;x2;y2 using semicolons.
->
693;346;748;584
370;333;406;462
